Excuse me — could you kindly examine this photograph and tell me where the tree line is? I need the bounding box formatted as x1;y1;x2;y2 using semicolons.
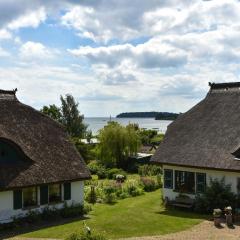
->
41;95;163;170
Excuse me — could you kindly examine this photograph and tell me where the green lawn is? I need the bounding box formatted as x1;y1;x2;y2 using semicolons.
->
21;190;207;239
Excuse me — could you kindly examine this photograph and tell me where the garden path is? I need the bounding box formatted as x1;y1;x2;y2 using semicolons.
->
122;220;240;240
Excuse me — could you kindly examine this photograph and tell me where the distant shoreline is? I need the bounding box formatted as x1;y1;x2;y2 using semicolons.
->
116;112;179;120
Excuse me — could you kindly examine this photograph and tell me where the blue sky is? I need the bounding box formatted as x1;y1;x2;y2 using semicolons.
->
0;0;240;116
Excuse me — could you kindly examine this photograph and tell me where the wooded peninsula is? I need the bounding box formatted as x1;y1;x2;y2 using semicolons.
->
116;112;179;120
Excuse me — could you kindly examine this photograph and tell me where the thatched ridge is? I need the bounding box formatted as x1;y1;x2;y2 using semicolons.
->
151;82;240;172
0;89;90;190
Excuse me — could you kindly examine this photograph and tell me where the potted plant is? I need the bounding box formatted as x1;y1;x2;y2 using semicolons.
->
213;208;222;227
225;206;233;227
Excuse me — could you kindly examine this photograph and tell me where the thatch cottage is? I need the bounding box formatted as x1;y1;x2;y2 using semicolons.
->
151;82;240;201
0;89;91;223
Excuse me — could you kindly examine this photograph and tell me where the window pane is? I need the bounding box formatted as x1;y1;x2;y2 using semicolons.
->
164;169;173;189
23;187;37;208
40;185;49;205
175;170;195;193
237;178;240;195
196;173;206;193
49;184;61;203
13;190;23;210
64;182;71;201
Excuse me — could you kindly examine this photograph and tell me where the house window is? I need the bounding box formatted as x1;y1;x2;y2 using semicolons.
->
23;187;37;208
175;170;195;193
49;184;62;203
164;169;173;189
196;173;206;193
237;178;240;195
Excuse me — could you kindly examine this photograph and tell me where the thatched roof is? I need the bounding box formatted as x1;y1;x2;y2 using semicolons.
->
151;82;240;172
0;89;90;190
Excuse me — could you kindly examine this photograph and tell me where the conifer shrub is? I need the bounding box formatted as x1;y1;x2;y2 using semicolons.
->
195;177;237;213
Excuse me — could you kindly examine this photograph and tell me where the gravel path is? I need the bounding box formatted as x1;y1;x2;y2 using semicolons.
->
122;221;240;240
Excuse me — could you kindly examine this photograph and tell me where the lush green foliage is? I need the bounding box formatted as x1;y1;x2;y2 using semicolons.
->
138;164;162;176
106;168;127;180
73;139;96;163
155;112;179;120
84;175;162;205
87;161;107;179
102;185;117;203
140;177;159;192
116;111;179;120
41;104;62;122
66;231;107;240
86;186;97;204
22;191;206;239
41;94;87;138
97;122;140;169
195;178;237;213
60;94;87;138
138;129;158;145
0;203;92;231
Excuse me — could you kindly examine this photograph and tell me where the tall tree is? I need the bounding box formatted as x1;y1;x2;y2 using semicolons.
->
41;95;87;138
97;122;140;169
60;94;87;138
40;104;62;122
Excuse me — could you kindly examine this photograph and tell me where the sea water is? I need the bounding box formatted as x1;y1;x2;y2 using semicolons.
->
84;117;172;135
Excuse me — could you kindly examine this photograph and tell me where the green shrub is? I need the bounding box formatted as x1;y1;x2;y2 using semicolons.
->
66;231;107;240
60;202;85;218
24;210;41;223
195;177;237;213
87;161;107;179
140;177;157;192
41;206;60;220
87;161;100;174
85;186;97;204
106;168;127;180
124;180;144;197
83;202;92;214
156;174;162;188
117;191;129;199
138;164;162;176
85;185;105;204
103;185;117;203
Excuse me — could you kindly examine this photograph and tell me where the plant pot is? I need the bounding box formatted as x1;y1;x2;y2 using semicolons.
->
214;217;221;227
226;214;233;227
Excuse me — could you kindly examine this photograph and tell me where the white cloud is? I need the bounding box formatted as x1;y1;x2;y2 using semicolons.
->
69;39;187;69
2;0;240;116
0;29;11;40
19;41;54;59
8;7;46;30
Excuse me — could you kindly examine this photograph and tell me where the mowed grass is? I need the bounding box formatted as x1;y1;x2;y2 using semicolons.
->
21;190;206;239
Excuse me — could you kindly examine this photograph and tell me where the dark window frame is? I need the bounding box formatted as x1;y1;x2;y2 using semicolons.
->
22;186;38;209
164;169;173;189
13;189;22;210
40;185;49;205
49;183;62;204
64;182;71;201
175;170;195;194
196;173;206;193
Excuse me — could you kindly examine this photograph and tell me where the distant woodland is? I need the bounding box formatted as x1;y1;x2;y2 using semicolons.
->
116;112;179;120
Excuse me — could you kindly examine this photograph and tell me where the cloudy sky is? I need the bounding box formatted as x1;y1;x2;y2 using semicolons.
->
0;0;240;116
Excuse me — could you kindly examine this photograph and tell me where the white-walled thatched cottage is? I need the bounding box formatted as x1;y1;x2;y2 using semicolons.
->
151;82;240;201
0;89;91;223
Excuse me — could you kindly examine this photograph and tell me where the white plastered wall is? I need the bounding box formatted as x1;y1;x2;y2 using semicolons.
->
0;180;84;223
162;164;240;201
